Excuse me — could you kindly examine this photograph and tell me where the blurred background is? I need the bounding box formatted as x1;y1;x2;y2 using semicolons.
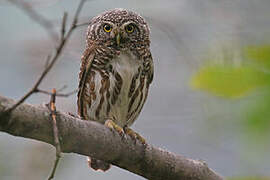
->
0;0;270;179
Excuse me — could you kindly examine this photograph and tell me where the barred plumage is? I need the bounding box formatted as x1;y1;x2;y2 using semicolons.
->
77;8;153;171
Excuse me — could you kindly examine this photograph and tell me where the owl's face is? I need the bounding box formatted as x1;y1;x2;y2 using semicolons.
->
87;9;150;49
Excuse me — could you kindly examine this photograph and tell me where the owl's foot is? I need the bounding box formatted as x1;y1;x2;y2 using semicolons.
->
105;120;124;136
68;112;81;119
124;126;146;145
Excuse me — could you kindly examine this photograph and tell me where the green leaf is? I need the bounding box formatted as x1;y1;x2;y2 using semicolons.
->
244;92;270;136
191;65;269;98
244;45;270;69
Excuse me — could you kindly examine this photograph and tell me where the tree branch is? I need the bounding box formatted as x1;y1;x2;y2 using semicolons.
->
0;95;223;180
5;0;86;113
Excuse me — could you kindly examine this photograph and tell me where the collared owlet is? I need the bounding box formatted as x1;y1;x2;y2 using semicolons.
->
77;8;154;171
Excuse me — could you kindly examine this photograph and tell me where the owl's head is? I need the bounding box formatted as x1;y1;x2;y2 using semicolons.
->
86;8;150;49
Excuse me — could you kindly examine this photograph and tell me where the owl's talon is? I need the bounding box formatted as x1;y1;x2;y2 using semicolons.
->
105;120;124;136
68;112;81;119
124;126;146;145
124;127;136;141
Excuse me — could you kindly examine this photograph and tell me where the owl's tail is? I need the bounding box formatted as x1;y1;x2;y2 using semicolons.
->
87;156;111;171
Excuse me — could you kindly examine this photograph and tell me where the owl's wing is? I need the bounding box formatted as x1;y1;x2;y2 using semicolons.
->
77;45;96;119
146;52;154;86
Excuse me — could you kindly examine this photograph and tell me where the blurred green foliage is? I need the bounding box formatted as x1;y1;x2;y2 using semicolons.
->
191;65;268;98
191;44;270;136
244;45;270;69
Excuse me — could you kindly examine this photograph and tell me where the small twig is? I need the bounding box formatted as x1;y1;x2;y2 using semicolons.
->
5;0;86;113
48;156;60;180
75;22;89;27
7;0;58;41
44;55;52;69
55;85;68;92
37;88;78;97
60;12;68;42
47;88;61;180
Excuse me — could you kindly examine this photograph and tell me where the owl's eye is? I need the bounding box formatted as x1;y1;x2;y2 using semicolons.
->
103;24;112;32
125;24;134;33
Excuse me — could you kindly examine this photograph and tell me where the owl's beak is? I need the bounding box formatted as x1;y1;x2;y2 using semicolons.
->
116;33;121;47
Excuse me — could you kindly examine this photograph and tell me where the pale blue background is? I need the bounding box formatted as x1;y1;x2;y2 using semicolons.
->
0;0;270;179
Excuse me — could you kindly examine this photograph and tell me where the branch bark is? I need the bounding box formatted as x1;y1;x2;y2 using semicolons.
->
0;95;223;180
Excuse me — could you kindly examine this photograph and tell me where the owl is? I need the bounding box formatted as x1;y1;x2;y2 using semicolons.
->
77;8;154;171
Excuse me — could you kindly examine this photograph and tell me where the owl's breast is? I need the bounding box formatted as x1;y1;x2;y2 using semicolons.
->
110;50;141;84
106;50;146;127
82;50;149;128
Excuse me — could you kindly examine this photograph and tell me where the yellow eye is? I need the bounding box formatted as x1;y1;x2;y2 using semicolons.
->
103;24;112;32
125;24;134;33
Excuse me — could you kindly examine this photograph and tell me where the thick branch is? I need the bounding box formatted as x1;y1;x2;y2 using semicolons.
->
0;95;223;180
